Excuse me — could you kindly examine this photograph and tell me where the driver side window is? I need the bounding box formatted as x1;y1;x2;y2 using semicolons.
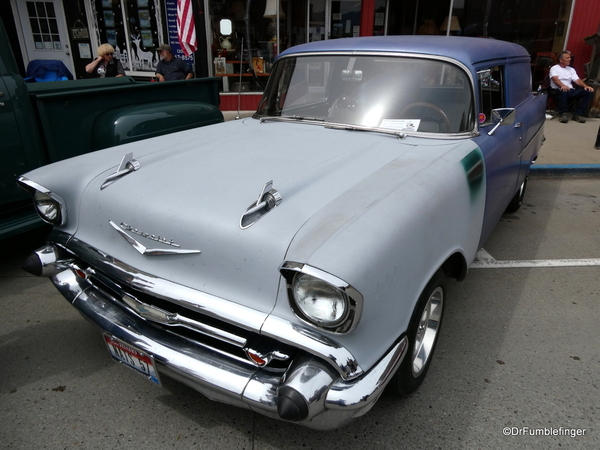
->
478;66;504;125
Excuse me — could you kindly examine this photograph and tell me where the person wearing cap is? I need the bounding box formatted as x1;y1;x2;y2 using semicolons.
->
85;44;125;78
155;44;193;81
550;50;594;123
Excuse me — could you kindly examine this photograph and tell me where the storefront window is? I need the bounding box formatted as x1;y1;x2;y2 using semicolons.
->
205;0;572;94
372;0;387;36
93;0;164;75
308;0;325;42
209;0;293;92
329;0;360;38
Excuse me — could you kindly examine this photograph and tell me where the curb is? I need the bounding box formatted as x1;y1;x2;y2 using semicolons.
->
529;164;600;176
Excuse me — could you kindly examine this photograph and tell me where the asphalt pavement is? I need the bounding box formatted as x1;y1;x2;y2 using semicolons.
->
1;112;599;449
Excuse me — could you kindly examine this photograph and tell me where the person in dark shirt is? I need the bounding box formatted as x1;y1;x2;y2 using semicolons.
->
155;44;193;81
85;44;125;78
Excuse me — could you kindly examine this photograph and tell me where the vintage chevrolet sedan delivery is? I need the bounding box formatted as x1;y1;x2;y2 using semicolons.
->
19;36;545;429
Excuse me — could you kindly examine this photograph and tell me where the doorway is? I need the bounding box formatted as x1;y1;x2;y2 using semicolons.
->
11;0;75;76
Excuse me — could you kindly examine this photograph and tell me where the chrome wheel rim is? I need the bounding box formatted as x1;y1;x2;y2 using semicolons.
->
412;286;444;377
517;180;526;204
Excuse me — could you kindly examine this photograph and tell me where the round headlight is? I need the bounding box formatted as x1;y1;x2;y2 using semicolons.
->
34;191;61;224
292;273;348;327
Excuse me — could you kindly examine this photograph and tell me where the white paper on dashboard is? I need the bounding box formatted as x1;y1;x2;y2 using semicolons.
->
380;119;421;131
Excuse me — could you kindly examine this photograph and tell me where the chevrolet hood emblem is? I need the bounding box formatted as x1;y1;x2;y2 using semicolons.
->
109;221;201;256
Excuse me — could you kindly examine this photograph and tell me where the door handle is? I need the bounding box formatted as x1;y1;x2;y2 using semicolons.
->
514;122;523;128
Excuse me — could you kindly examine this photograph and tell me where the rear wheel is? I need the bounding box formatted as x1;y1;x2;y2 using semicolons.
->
388;270;446;396
505;176;528;214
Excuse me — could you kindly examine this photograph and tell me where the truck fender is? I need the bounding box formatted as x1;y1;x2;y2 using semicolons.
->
91;100;224;150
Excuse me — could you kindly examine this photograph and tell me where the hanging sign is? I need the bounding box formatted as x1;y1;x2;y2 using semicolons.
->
164;0;195;63
71;19;89;40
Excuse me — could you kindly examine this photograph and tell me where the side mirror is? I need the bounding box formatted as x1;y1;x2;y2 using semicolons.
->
487;108;516;135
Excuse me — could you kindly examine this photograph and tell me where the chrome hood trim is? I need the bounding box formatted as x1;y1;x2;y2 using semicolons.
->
101;152;141;190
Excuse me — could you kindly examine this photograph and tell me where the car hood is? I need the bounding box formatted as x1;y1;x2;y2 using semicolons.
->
72;118;458;316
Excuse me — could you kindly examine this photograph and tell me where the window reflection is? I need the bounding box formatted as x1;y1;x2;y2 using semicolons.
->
257;55;474;134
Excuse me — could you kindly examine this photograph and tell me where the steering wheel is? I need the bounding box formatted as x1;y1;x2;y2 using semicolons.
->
328;94;361;122
399;102;451;132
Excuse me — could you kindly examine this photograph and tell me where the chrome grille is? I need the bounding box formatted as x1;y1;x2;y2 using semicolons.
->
89;269;296;370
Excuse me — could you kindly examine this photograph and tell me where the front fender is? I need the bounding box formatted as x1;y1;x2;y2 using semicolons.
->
273;140;486;372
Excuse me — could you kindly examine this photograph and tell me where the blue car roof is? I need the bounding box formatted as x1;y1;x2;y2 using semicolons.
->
279;36;530;67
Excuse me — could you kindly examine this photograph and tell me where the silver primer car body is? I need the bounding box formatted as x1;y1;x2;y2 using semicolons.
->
19;36;545;429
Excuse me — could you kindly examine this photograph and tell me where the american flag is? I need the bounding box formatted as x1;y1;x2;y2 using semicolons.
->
177;0;197;56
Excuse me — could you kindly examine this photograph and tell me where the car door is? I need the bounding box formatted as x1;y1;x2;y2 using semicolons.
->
473;64;523;247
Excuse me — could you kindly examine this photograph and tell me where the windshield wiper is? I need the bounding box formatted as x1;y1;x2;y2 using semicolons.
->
259;115;325;124
259;115;408;139
324;123;407;139
290;115;325;122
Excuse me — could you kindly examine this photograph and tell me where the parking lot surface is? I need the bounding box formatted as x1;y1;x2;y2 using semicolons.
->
1;176;598;450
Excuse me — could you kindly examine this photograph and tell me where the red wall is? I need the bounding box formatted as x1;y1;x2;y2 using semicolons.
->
567;0;600;77
219;93;262;111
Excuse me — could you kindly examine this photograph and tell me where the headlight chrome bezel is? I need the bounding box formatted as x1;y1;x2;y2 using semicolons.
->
17;177;67;226
280;262;363;334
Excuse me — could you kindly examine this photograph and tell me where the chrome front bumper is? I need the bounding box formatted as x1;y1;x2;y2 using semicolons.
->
28;245;408;429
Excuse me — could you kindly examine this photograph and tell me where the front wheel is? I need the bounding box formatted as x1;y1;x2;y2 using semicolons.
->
388;270;446;396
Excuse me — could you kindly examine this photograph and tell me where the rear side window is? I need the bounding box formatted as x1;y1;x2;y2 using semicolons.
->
478;66;504;125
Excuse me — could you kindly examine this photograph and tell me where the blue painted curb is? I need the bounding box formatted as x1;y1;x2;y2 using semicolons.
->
529;164;600;176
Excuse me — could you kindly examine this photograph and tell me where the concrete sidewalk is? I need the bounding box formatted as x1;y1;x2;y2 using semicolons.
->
531;114;600;175
223;110;600;174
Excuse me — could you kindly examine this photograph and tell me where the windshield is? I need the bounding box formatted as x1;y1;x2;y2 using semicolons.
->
256;54;474;134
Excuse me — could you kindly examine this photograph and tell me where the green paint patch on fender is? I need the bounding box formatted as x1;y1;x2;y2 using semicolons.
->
461;148;484;201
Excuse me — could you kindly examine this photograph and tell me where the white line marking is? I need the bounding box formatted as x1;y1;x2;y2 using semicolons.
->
470;248;600;269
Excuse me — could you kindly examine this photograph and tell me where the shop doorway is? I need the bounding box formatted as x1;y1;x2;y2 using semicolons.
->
11;0;75;76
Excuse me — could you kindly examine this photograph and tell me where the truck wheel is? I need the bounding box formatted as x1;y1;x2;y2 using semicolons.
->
388;269;446;396
505;176;528;214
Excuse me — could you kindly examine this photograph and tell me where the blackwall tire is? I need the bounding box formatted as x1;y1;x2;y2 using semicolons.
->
388;269;446;397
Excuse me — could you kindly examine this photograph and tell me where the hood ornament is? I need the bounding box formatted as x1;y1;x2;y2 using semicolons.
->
109;221;201;256
101;153;141;190
240;180;283;229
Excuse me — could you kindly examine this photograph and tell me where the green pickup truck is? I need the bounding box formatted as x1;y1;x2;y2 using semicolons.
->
0;18;223;240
